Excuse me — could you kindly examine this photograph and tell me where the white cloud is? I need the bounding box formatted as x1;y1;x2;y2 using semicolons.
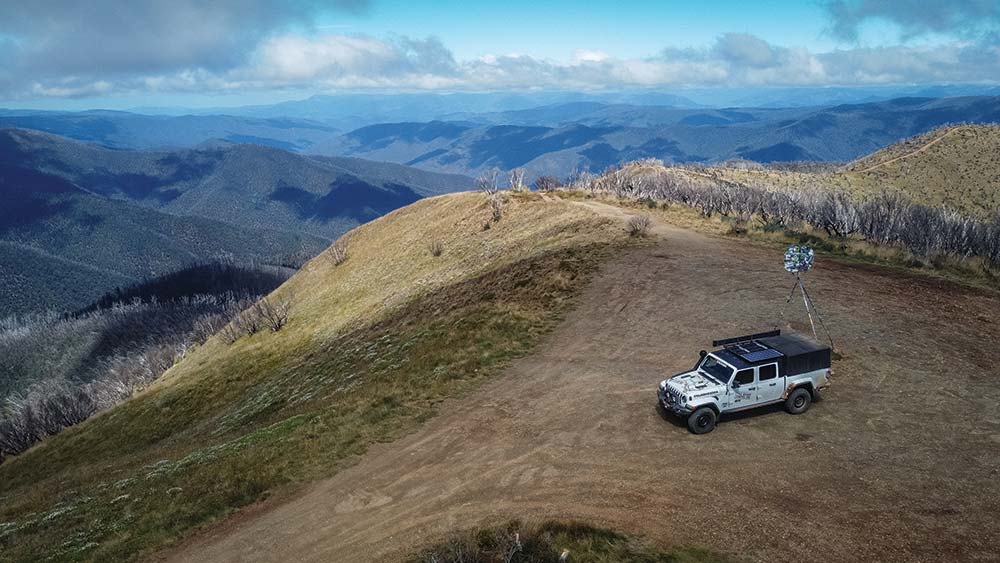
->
1;27;998;99
572;49;610;63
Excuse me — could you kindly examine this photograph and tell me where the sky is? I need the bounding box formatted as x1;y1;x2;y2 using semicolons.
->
0;0;998;109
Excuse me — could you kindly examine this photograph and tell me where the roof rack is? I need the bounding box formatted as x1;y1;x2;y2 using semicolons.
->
712;330;781;347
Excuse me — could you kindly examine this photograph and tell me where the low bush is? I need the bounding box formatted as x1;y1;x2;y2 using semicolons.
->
410;520;731;563
490;195;505;223
628;215;652;237
429;241;445;257
329;241;349;266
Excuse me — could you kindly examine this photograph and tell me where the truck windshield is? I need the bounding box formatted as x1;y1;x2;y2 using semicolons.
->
699;355;733;384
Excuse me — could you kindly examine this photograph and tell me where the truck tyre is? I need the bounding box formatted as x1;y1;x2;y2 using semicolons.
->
687;407;717;434
785;388;812;414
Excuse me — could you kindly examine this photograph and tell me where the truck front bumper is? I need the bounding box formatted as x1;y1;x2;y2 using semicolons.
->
658;388;693;415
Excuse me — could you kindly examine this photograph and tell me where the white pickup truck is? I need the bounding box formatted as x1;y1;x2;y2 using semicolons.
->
658;330;832;434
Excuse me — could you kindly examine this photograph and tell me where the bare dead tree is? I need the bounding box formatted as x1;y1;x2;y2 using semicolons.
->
534;175;561;192
476;168;501;195
255;295;292;332
507;168;526;192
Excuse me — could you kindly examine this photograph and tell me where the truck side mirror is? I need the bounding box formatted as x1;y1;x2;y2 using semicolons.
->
699;350;707;358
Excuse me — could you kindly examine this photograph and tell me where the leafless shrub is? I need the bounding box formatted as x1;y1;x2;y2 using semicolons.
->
220;316;244;344
328;241;349;266
477;168;501;195
417;528;522;563
628;215;651;237
489;194;504;222
534;175;561;192
255;295;291;332
239;305;263;336
428;240;444;257
507;168;526;192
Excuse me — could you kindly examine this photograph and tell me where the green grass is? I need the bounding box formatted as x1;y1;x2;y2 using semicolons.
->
0;193;628;562
409;520;734;563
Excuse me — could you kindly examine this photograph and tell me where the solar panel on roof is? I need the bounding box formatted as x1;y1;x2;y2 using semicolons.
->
740;348;783;363
726;340;769;355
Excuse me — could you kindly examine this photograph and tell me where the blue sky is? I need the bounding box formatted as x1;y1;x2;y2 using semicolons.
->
322;1;842;60
0;0;997;109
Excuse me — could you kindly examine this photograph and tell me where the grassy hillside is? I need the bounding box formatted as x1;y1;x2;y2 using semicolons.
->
654;124;1000;217
0;192;629;562
839;124;1000;214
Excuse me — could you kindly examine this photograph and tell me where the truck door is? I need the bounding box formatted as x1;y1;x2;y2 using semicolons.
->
731;368;756;408
755;363;782;403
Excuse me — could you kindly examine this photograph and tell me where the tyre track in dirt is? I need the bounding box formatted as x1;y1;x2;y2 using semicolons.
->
160;202;1000;563
851;128;957;173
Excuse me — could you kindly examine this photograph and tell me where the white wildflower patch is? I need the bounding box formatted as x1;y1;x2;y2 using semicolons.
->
41;504;75;523
114;477;136;490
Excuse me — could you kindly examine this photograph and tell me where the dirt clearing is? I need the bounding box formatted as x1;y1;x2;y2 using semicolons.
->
160;202;1000;563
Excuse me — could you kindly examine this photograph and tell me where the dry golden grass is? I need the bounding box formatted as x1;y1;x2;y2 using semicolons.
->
695;125;1000;216
839;124;1000;215
152;192;622;392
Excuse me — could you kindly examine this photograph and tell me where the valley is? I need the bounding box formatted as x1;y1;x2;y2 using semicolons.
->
0;129;471;315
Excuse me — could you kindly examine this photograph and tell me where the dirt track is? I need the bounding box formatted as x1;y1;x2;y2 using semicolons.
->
853;128;956;173
160;203;1000;563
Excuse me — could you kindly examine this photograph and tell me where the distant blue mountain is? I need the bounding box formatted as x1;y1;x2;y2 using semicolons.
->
314;96;1000;178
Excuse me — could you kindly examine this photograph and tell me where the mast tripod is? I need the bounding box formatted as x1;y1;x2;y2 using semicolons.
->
780;245;834;350
782;272;835;350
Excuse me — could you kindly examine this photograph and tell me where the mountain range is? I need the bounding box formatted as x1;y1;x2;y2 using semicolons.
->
0;129;471;315
322;96;1000;178
7;95;1000;181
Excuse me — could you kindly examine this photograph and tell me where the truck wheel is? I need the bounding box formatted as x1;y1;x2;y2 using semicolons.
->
687;407;717;434
785;388;812;414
